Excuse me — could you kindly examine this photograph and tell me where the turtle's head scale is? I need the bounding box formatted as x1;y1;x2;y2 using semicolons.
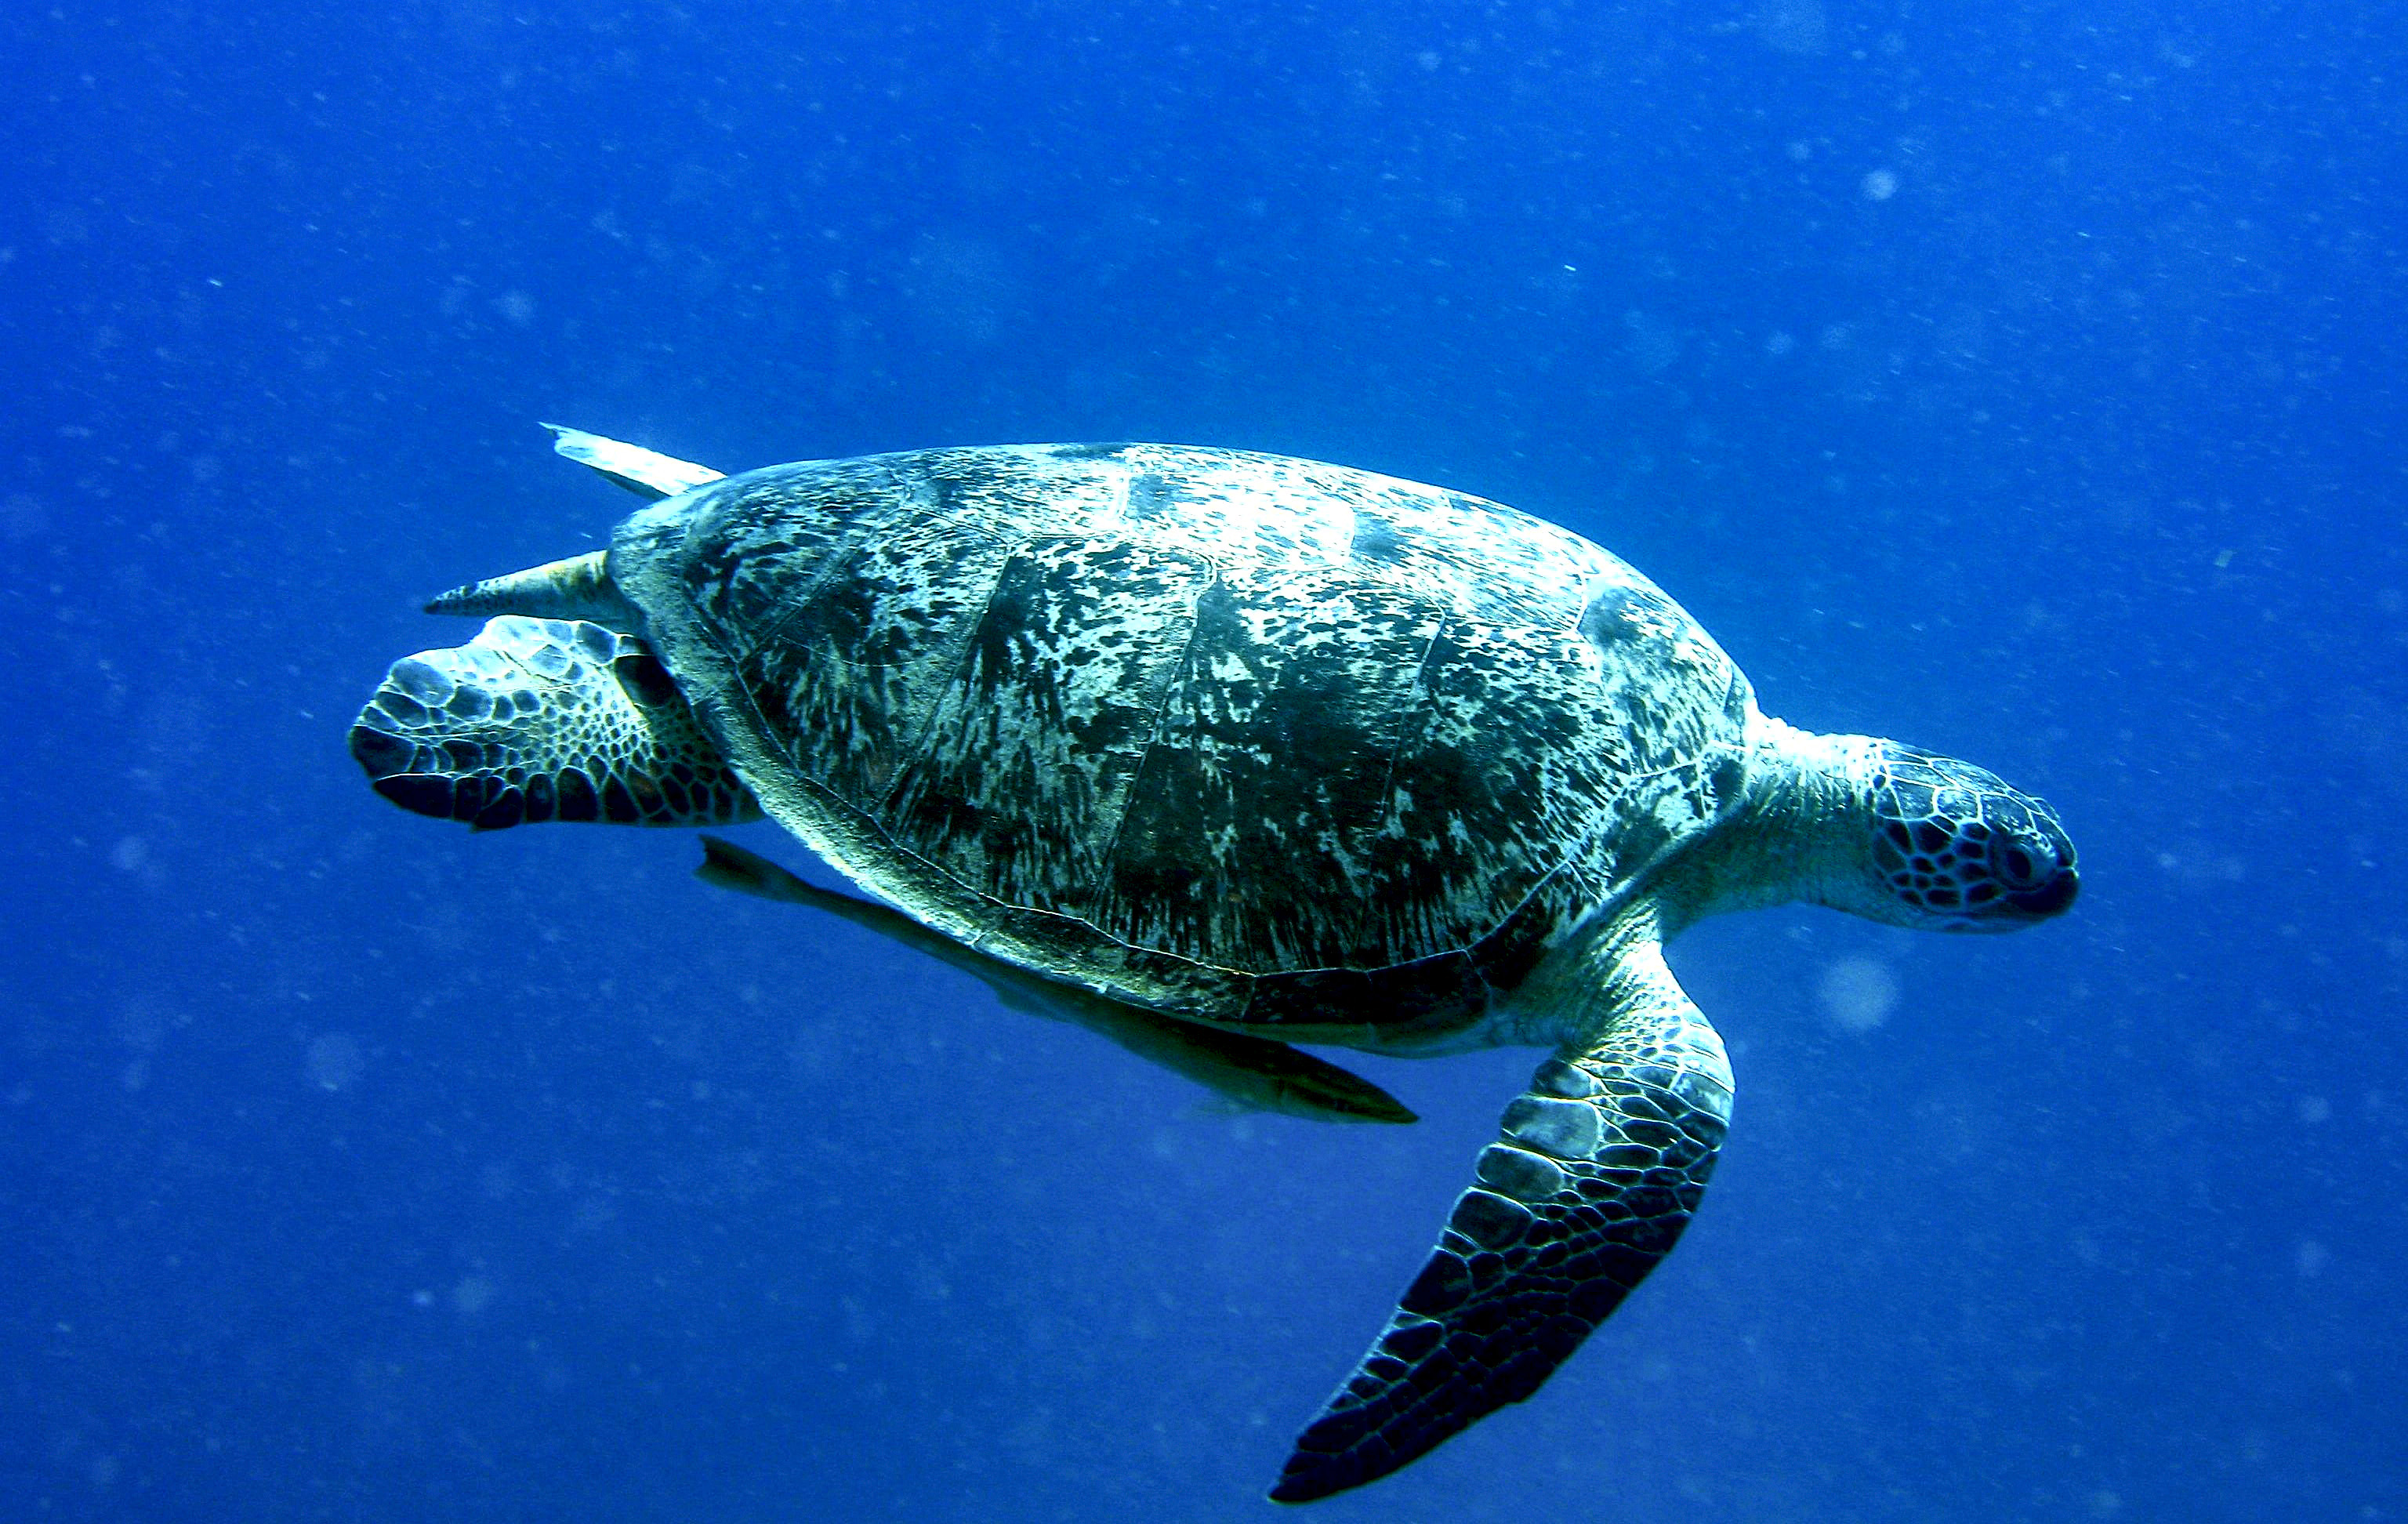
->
1842;742;2078;931
1655;718;2075;935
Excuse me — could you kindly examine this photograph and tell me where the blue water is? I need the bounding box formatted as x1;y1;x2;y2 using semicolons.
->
6;3;2403;1519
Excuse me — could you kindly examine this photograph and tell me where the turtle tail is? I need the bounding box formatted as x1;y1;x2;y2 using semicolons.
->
350;615;762;832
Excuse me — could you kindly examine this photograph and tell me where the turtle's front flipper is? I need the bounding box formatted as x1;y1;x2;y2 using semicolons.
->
350;616;763;831
1271;938;1730;1501
698;836;1414;1126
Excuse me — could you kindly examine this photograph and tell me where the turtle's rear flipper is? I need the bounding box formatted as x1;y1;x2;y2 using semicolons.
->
698;836;1416;1126
542;423;726;500
350;616;762;832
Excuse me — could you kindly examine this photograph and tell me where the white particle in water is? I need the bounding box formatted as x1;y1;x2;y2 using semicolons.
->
1818;957;1898;1032
306;1032;365;1091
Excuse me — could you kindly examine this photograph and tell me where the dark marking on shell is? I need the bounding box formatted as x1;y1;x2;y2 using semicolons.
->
1351;515;1405;564
1709;751;1746;810
885;535;1213;903
1086;572;1443;969
737;519;1014;804
1130;472;1177;519
1577;586;1650;648
1242;949;1492;1036
1467;865;1596;995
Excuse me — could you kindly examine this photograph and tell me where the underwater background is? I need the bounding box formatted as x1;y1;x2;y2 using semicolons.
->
5;2;2403;1519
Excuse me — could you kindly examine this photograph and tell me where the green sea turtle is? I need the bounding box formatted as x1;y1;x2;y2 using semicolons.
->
351;426;2078;1500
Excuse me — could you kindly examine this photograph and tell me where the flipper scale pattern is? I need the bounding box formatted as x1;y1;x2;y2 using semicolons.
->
1272;974;1731;1502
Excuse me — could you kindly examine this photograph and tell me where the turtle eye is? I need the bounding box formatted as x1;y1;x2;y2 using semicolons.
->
1866;745;2077;925
1987;832;2052;891
612;648;681;710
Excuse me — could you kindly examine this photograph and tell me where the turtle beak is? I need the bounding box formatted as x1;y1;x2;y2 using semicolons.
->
2004;818;2080;920
2006;863;2079;918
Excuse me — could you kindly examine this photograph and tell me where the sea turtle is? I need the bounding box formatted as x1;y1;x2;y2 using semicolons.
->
351;426;2079;1500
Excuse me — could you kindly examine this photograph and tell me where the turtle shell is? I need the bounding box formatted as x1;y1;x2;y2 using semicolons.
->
609;444;1753;1034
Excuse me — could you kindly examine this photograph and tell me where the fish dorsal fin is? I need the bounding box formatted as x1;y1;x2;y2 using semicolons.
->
542;424;725;499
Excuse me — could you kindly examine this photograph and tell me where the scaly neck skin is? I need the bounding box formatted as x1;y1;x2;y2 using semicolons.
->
1648;714;1879;940
1505;893;1675;1044
1511;716;1877;1050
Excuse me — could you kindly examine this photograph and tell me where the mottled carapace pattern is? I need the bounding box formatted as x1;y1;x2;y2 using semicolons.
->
615;444;1752;1027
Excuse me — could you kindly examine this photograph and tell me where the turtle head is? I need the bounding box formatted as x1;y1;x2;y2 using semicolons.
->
1832;743;2078;932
